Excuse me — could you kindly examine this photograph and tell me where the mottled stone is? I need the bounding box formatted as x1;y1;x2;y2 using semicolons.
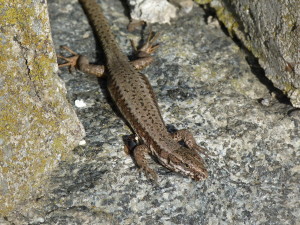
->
132;0;300;107
3;0;299;224
207;0;299;107
0;0;85;216
128;0;177;24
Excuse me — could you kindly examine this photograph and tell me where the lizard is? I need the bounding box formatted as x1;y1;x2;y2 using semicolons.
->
58;0;209;181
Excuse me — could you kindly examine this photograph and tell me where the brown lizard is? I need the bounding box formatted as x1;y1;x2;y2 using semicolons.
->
58;0;209;181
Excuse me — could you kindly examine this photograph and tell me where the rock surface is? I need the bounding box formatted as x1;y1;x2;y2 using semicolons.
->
128;0;178;24
2;0;299;224
205;0;300;107
131;0;300;107
0;0;85;216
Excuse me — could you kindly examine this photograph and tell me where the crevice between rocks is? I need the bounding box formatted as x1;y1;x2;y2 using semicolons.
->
200;4;291;105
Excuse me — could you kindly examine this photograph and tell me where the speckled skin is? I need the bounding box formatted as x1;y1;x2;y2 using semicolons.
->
64;0;209;180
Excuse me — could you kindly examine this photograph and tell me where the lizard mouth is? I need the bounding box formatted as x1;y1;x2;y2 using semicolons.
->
155;150;208;181
180;163;208;181
192;170;208;181
166;160;208;181
181;164;209;181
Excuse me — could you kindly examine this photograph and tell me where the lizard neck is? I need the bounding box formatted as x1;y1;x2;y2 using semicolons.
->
79;0;129;66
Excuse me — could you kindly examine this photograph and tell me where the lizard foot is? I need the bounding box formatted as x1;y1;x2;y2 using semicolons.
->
171;129;215;157
130;31;160;70
57;46;80;72
123;136;158;182
139;166;158;182
133;144;158;182
131;31;160;57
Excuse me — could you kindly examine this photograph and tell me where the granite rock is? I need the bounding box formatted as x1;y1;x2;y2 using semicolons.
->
2;0;299;224
0;0;85;216
205;0;299;107
131;0;300;107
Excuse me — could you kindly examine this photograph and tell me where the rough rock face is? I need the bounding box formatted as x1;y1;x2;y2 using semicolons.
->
128;0;178;24
0;1;85;215
206;0;299;107
1;0;298;224
131;0;299;106
1;0;299;224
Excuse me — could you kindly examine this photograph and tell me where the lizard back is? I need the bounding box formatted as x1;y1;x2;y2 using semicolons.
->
79;0;175;149
61;0;210;181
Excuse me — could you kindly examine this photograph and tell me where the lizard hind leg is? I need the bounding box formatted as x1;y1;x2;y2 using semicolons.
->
57;46;80;72
136;30;160;55
130;31;160;70
58;45;106;77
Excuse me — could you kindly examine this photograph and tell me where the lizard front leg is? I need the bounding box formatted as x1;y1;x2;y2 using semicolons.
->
171;129;210;156
123;135;158;181
133;144;158;181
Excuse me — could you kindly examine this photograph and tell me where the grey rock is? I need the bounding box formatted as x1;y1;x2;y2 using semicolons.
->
208;0;300;107
128;0;196;24
0;0;85;216
128;0;178;24
4;0;299;224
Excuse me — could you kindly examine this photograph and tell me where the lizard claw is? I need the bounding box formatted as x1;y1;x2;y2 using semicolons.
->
57;46;80;72
131;31;160;57
171;129;217;158
139;166;158;183
143;31;160;54
194;145;216;157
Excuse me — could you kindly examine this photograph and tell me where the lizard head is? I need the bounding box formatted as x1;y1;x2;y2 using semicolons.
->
161;146;208;181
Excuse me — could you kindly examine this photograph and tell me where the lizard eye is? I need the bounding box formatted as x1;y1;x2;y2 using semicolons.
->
184;163;190;168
